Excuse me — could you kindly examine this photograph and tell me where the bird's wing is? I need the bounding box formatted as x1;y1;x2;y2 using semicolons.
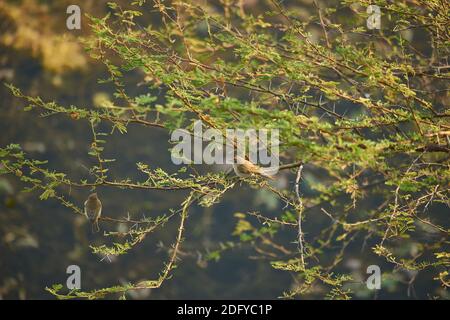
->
232;163;250;177
246;161;263;174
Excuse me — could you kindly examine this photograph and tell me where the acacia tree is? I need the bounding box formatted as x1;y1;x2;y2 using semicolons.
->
1;0;449;299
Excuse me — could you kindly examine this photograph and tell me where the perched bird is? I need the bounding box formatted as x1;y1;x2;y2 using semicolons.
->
232;156;277;179
84;193;102;233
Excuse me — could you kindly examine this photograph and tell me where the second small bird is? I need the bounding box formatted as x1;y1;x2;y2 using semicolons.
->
232;156;276;179
84;193;102;233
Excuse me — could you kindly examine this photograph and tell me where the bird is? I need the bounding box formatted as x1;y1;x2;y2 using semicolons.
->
232;156;277;179
84;193;102;233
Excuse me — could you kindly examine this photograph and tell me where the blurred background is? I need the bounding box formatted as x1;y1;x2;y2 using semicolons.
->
0;0;447;299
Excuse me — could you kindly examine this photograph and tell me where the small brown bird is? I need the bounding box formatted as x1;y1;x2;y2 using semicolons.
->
232;156;277;179
84;193;102;233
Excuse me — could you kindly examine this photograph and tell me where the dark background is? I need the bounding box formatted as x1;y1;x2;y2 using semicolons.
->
0;0;447;299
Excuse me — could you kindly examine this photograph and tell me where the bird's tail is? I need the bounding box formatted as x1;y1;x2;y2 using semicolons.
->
91;220;100;233
259;166;278;180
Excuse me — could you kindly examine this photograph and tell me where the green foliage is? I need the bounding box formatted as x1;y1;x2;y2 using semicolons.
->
1;0;449;299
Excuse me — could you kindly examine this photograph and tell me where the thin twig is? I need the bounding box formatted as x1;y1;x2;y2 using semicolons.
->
295;163;305;268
